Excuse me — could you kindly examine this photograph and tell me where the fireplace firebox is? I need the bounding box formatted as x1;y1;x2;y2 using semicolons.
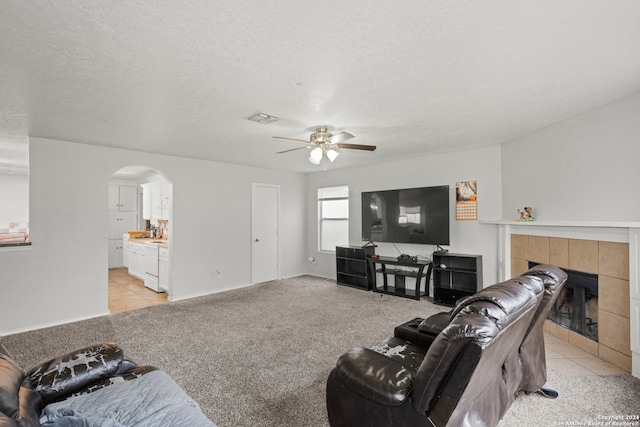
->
529;262;598;341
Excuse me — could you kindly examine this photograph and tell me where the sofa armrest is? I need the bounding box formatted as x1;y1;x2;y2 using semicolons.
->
26;343;124;405
0;354;42;427
417;312;450;335
335;348;413;407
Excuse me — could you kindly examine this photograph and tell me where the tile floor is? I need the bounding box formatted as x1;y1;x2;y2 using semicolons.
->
544;331;627;375
108;268;625;376
108;267;168;313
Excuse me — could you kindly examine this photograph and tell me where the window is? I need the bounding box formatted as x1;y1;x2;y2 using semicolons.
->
0;138;30;246
318;185;349;252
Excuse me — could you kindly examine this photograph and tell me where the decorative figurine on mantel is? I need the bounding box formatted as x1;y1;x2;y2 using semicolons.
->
518;207;534;221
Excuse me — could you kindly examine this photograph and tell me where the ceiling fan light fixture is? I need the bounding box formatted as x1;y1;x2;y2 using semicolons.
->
326;149;339;162
309;147;323;164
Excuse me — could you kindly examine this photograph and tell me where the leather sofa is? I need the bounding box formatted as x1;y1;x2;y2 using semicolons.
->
0;342;216;427
326;264;567;427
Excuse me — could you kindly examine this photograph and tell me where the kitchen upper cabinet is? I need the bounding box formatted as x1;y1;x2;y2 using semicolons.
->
109;211;137;239
109;185;137;212
151;184;162;220
142;183;171;220
160;183;170;220
142;186;151;219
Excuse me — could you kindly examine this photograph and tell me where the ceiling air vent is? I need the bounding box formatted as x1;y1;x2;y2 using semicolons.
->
247;112;279;124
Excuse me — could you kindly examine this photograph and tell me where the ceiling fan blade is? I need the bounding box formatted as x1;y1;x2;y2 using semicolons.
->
272;136;309;144
276;146;309;154
335;143;377;151
329;132;354;144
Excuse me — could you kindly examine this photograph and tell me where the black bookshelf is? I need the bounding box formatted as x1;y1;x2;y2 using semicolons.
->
432;253;482;306
336;246;375;290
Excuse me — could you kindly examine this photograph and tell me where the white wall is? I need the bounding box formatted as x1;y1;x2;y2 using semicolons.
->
502;93;640;221
305;145;503;287
0;138;306;335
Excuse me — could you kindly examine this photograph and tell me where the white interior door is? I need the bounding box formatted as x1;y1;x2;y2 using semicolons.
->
251;184;279;284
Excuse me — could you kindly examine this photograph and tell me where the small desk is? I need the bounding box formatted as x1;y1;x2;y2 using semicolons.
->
367;256;433;300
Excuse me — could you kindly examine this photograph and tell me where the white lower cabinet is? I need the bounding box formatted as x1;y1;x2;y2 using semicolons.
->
109;240;123;269
123;238;130;268
159;247;169;292
127;241;146;280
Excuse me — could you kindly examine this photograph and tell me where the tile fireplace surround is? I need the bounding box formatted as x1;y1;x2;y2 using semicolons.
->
485;220;640;378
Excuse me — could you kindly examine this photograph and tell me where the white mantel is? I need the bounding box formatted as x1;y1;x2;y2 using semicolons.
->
481;220;640;379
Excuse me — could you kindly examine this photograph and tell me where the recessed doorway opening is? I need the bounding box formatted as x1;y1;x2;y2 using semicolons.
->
108;165;173;313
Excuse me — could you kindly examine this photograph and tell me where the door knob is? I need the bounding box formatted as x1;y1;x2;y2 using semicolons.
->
255;238;260;242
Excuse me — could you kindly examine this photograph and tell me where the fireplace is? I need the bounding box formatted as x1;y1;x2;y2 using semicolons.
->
506;231;631;373
529;262;599;341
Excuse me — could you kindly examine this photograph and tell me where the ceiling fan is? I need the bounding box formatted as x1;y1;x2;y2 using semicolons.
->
273;127;376;165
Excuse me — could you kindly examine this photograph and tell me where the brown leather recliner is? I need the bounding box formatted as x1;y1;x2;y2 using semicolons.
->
517;265;568;396
393;264;568;397
326;272;548;427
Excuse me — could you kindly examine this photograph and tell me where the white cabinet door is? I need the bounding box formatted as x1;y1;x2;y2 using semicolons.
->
123;240;130;268
119;186;138;211
160;183;171;220
109;185;138;211
159;247;169;291
142;185;151;219
109;212;137;239
120;211;136;234
142;183;160;220
135;246;146;279
151;184;162;220
128;242;138;277
109;212;122;239
109;240;123;268
108;185;120;211
159;259;169;291
127;242;146;280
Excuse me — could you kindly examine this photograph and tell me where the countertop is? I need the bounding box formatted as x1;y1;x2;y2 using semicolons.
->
125;232;169;249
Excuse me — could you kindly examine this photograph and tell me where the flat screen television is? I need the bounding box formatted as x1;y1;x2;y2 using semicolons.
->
361;185;450;245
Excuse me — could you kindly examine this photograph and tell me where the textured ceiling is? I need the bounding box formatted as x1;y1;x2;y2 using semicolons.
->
1;1;639;174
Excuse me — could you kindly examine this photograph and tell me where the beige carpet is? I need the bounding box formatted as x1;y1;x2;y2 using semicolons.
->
4;275;640;427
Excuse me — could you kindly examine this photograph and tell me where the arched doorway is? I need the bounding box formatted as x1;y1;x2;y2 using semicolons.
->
108;165;172;313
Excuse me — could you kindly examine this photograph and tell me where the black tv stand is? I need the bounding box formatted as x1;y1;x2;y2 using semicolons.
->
368;256;433;300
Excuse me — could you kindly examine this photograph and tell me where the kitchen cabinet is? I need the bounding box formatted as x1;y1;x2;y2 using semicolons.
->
159;247;169;292
127;241;146;280
142;186;151;219
109;185;137;212
142;183;171;220
109;211;137;239
160;183;170;220
122;236;130;268
109;240;124;269
151;184;162;220
108;184;138;269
